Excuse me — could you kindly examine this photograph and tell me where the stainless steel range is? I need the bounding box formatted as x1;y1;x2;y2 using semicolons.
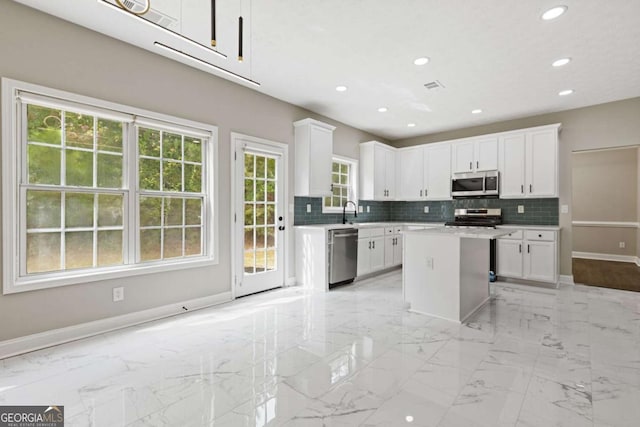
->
445;208;502;228
445;208;502;278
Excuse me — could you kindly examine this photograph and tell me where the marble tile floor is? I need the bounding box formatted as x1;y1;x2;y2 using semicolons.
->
1;271;639;426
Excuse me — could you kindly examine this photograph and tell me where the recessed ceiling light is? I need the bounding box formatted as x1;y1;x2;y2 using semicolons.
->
413;57;430;66
552;58;571;67
335;85;347;92
558;89;574;96
405;415;414;423
472;109;482;114
407;123;416;127
542;6;567;20
378;107;388;113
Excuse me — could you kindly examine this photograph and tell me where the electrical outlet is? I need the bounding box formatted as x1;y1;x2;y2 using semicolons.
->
112;287;124;302
306;204;311;213
619;241;626;248
367;206;370;213
425;257;434;269
358;205;363;213
517;205;525;214
423;206;429;213
561;204;569;214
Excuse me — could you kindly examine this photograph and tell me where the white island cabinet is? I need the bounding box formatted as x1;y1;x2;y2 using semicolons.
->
403;227;510;323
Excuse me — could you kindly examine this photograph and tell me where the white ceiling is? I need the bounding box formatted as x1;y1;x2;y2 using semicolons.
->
12;0;640;140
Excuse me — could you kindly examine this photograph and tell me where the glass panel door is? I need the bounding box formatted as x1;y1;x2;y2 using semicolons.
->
235;139;285;297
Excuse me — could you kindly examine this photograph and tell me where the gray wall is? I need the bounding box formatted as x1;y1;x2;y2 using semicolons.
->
394;97;640;277
0;0;384;341
572;148;638;257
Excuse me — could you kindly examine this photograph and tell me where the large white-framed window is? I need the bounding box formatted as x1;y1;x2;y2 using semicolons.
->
2;78;218;294
322;155;358;213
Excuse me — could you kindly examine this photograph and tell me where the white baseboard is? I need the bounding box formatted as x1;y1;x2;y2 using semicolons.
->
286;277;297;287
0;291;232;360
559;275;575;285
572;251;638;263
636;258;640;267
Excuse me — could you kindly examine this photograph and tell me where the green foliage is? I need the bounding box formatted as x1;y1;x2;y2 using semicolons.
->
28;145;61;185
27;190;61;229
97;119;123;153
65;193;93;228
27;105;61;145
65;112;94;149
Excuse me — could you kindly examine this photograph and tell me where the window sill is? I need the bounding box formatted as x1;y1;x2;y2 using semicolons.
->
4;257;218;295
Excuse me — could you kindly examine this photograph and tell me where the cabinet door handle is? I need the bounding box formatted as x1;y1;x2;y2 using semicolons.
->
476;161;479;169
425;188;428;197
372;240;375;249
420;190;423;197
527;244;530;253
469;161;472;170
529;184;532;193
368;241;371;250
519;244;522;253
521;184;524;194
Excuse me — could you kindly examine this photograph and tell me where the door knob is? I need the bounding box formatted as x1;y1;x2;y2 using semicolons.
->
278;226;285;231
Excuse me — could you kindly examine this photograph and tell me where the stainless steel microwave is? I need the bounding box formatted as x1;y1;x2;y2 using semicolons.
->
451;171;499;198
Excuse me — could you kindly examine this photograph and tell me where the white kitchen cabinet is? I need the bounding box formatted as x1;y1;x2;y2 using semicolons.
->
499;125;559;198
396;146;424;200
293;118;336;197
360;141;396;200
498;133;526;197
452;137;498;174
393;233;403;265
424;143;452;199
496;239;523;278
526;129;558;197
396;143;451;200
496;227;558;284
384;227;403;268
357;228;385;276
524;241;556;282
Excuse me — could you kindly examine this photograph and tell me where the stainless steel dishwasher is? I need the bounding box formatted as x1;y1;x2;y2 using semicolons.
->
328;228;358;287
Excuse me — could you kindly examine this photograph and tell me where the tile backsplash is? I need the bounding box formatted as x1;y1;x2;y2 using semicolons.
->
294;197;559;226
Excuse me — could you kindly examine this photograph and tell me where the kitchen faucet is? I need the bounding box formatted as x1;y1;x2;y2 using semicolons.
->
342;200;358;224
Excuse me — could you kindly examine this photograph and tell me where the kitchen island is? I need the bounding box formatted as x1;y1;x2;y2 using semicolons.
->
403;227;511;323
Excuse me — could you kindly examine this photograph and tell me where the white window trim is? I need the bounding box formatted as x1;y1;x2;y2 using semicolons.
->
322;155;358;214
1;78;219;294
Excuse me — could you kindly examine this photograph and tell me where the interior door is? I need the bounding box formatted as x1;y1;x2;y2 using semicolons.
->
234;137;285;297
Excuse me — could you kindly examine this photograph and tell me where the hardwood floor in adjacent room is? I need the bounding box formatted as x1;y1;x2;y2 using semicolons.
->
573;258;640;292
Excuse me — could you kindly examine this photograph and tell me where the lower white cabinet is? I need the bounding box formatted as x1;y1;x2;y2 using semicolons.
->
496;228;557;283
496;238;523;277
384;226;403;268
357;228;385;276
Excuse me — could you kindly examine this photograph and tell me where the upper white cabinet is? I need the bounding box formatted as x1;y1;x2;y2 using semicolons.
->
452;136;498;174
424;143;452;199
396;146;424;200
499;124;559;198
293;118;336;197
396;142;451;200
360;141;396;200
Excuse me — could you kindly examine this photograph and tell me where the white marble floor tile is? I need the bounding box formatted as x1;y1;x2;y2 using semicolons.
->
4;271;640;426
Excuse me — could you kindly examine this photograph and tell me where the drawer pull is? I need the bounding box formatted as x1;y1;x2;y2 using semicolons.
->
519;244;522;253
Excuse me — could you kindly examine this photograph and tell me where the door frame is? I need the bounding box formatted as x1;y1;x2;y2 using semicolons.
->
230;132;289;299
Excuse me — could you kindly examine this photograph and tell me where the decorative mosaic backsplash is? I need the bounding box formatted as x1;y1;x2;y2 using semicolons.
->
294;197;559;226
